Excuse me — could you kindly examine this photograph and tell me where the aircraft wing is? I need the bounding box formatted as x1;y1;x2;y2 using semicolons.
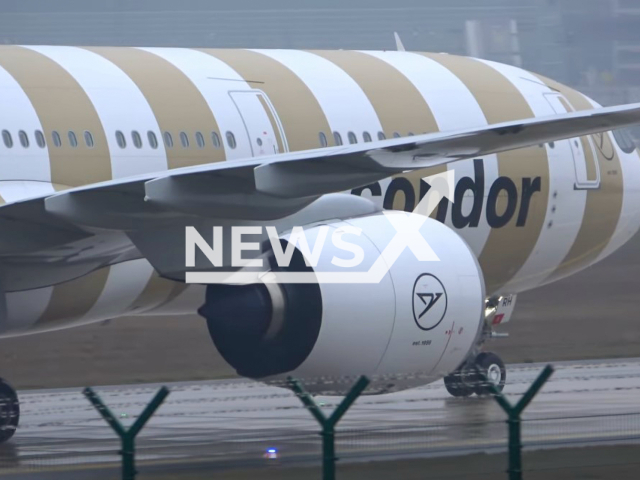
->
2;101;640;256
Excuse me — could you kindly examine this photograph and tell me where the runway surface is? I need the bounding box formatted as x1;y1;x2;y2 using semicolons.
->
1;358;640;476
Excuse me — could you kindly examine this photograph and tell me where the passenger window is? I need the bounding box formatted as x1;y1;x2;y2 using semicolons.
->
613;129;637;154
195;131;205;149
116;131;127;148
2;130;12;148
18;130;29;148
319;132;328;147
333;131;343;146
348;132;358;144
378;131;386;141
132;131;142;149
226;131;237;149
408;132;415;136
363;131;372;143
164;132;174;148
35;130;46;148
68;131;78;148
211;132;221;149
52;131;61;147
147;131;158;149
180;132;189;148
84;131;94;148
393;132;401;138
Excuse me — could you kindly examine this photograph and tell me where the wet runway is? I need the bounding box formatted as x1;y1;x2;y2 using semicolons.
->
2;358;640;476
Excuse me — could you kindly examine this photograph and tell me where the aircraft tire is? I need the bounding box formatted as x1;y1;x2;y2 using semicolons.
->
473;352;506;396
0;378;19;444
444;370;475;398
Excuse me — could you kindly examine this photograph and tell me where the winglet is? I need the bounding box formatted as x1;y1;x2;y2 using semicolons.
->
394;32;406;52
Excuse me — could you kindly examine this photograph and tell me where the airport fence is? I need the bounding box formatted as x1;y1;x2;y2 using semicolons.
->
2;367;640;479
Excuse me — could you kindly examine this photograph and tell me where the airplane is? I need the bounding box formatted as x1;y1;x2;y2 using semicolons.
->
0;44;639;443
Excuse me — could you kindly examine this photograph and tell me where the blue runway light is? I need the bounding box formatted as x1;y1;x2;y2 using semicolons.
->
264;447;279;459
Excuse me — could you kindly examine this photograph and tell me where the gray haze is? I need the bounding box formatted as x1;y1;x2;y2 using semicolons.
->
0;0;639;107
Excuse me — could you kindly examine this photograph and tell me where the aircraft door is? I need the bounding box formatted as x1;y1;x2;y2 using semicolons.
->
228;90;288;157
544;93;600;190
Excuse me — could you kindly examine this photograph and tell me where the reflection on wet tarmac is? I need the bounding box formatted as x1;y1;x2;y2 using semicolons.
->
2;358;640;472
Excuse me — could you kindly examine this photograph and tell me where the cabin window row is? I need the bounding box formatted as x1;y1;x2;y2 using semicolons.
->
1;129;97;149
1;129;238;151
2;129;57;149
3;128;422;151
117;130;235;150
319;130;418;147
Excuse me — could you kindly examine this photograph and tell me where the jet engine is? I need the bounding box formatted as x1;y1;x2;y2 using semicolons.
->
200;212;486;394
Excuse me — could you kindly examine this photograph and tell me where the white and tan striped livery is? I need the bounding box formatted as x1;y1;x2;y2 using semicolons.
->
0;45;638;337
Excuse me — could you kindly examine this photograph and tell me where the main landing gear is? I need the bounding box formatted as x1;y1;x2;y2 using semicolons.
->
444;295;514;398
444;351;506;397
0;378;19;444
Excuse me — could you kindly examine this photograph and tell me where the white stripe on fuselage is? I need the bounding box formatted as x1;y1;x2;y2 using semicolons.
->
83;260;155;321
0;64;51;182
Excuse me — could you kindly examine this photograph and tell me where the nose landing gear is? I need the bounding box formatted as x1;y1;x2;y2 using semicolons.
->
0;378;19;444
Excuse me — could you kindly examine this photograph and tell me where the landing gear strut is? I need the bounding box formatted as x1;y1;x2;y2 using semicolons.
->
444;295;514;398
0;378;19;443
444;352;506;397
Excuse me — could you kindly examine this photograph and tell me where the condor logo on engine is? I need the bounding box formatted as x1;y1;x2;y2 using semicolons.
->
412;274;448;331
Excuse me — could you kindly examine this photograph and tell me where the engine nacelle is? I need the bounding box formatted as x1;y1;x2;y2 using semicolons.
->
200;212;485;393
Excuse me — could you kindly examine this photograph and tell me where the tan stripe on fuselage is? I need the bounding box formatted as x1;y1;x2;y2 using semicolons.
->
422;54;550;294
310;50;440;137
201;49;333;151
86;47;225;169
37;266;111;326
558;97;598;182
0;46;112;187
534;74;624;282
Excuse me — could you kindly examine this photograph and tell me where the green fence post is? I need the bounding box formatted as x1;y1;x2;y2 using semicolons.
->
477;364;554;480
288;376;370;480
83;386;170;480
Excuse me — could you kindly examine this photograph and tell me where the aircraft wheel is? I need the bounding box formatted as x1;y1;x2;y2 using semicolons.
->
444;369;475;398
473;352;506;396
0;379;19;444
